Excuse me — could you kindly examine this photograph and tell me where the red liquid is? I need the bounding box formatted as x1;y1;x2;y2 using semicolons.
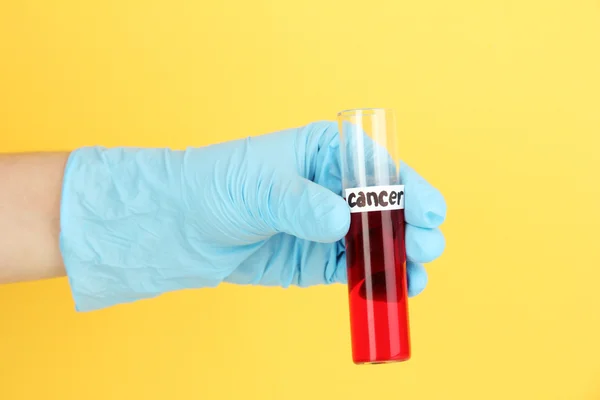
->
345;209;410;364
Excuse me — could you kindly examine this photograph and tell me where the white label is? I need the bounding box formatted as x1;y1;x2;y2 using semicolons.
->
344;185;405;213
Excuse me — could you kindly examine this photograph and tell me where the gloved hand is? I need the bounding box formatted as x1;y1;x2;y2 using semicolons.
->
59;121;446;311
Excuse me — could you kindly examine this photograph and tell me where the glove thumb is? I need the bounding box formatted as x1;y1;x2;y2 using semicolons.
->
264;176;350;243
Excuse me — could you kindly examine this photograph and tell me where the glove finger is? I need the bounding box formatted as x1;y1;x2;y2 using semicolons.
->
333;249;348;284
267;176;350;243
407;261;428;297
406;225;446;263
400;162;447;229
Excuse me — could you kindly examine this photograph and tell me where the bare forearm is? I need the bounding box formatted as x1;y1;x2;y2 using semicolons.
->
0;152;68;284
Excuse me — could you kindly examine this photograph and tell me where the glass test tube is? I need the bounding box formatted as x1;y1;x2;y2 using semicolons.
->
337;108;410;365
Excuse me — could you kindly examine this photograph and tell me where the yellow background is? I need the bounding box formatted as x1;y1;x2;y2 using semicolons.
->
1;0;600;399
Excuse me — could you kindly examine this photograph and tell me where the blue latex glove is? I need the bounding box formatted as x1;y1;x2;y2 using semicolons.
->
60;121;446;311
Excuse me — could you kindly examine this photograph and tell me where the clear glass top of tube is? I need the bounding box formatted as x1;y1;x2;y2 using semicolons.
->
337;108;401;190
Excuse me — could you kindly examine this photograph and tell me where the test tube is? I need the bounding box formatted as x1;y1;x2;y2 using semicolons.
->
337;108;410;365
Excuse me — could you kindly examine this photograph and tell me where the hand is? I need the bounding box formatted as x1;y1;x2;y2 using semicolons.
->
60;121;446;311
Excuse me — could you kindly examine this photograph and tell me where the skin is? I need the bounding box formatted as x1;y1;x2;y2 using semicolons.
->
0;153;68;283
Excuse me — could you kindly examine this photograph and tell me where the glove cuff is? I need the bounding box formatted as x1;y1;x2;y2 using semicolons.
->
59;146;221;312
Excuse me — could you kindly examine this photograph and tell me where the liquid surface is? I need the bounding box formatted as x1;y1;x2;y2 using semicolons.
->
345;209;410;364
